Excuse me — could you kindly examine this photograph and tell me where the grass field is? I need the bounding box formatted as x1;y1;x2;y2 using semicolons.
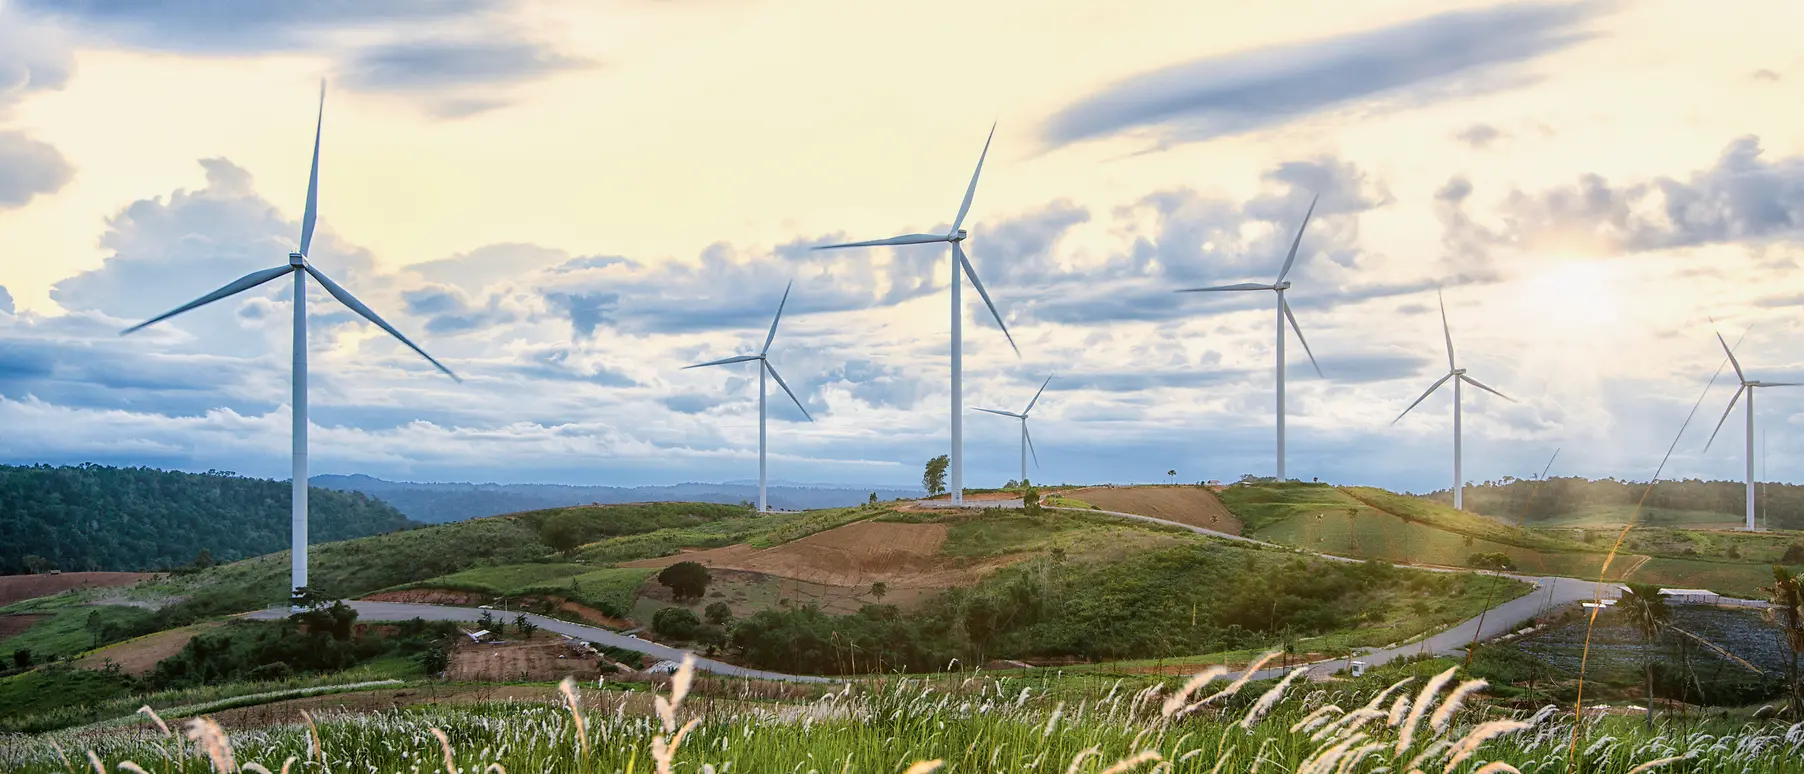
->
0;596;152;662
1061;485;1244;534
1624;557;1784;599
394;564;657;618
1254;507;1632;578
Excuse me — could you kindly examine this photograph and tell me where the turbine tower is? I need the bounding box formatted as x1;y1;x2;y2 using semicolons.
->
1704;330;1797;532
974;375;1052;486
1177;195;1322;481
684;281;813;513
122;83;458;607
1392;290;1514;510
813;125;1017;506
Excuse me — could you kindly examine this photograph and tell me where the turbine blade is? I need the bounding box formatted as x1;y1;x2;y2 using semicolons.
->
1459;374;1515;402
1024;421;1040;468
974;408;1022;418
303;265;459;381
956;242;1018;356
764;361;812;422
1175;282;1274;293
950;122;996;236
812;233;948;250
1274;192;1319;284
1391;373;1454;425
683;354;760;369
1756;381;1804;387
300;80;324;256
761;280;792;356
1438;288;1457;371
121;265;296;335
1704;386;1747;452
1024;374;1053;414
1538;448;1560;479
1715;329;1746;383
1283;300;1323;378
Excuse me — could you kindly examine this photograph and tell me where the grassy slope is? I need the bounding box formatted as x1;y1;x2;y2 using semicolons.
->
0;598;151;662
573;506;868;564
394;564;655;617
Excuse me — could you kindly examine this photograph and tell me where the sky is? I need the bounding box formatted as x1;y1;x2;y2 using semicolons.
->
2;0;1803;491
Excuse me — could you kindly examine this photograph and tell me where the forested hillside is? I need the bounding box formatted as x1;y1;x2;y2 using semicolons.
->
0;464;415;574
1440;476;1804;529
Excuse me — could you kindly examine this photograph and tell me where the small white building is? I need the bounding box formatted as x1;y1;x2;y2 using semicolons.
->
1659;588;1720;606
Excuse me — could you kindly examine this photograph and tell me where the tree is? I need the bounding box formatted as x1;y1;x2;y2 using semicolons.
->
869;581;888;602
1004;479;1020;490
1167;469;1177;484
658;561;712;602
1763;565;1804;718
21;555;52;574
1466;552;1514;571
923;455;950;497
1617;582;1672;729
477;610;497;633
420;646;449;676
704;602;734;627
514;613;536;639
543;513;587;556
191;547;214;570
86;610;105;648
868;492;878;506
653;606;702;640
1022;486;1042;516
12;649;29;670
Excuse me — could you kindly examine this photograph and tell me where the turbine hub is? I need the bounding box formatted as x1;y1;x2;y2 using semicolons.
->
288;252;305;267
1453;368;1467;376
951;229;968;242
1276;281;1292;290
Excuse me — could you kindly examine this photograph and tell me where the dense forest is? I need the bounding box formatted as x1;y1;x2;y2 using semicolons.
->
0;464;416;574
1439;476;1804;529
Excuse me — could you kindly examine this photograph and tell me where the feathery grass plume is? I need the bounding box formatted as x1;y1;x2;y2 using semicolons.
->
1239;667;1309;730
1625;753;1693;774
484;765;507;774
1096;750;1162;774
1065;745;1102;774
1295;734;1358;774
86;750;105;774
557;676;589;762
1289;704;1343;734
903;760;944;774
1363;677;1415;715
51;740;75;774
278;757;297;774
135;705;172;737
1471;764;1522;774
185;717;237;774
1339;741;1389;773
1388;695;1411;727
429;728;456;774
240;764;272;774
1396;666;1459;753
1313;707;1385;743
651;656;701;774
1441;720;1531;773
1044;701;1066;738
1430;679;1489;734
1402;739;1452;773
1199;652;1281;705
119;763;153;774
1205;746;1235;774
1162;666;1228;718
300;709;322;765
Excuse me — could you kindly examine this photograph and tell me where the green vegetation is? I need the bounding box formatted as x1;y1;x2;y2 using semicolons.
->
923;454;949;497
573;507;866;563
393;564;655;618
1458;475;1804;530
0;599;152;662
939;511;1084;557
1338;486;1595;552
0;463;414;573
149;610;455;689
657;561;711;602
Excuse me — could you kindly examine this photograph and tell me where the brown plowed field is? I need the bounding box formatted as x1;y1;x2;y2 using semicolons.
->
447;638;603;683
1064;486;1243;535
74;622;222;674
0;614;46;639
0;572;157;606
622;521;1015;589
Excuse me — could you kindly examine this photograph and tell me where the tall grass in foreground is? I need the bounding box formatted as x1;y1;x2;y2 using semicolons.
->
2;657;1792;774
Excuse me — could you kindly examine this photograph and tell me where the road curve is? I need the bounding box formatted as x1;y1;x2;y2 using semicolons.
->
248;601;834;684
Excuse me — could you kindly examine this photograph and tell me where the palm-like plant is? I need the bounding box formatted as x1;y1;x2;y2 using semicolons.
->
1617;583;1671;729
1762;565;1804;718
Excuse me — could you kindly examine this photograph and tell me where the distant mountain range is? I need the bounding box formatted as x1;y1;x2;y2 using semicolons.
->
310;474;925;523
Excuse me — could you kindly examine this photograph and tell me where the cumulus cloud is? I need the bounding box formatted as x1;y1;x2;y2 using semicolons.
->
1454;124;1505;149
1042;2;1601;149
0;132;72;209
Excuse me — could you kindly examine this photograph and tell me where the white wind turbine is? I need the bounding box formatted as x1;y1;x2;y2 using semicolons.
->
1177;195;1322;481
1391;290;1513;510
974;375;1053;486
122;84;458;607
813;125;1017;506
1704;329;1798;531
684;281;813;513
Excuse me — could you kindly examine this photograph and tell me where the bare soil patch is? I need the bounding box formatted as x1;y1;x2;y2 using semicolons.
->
0;572;158;607
359;589;631;629
74;622;222;674
447;637;604;683
1065;486;1243;535
359;588;489;606
0;613;46;640
622;521;1017;589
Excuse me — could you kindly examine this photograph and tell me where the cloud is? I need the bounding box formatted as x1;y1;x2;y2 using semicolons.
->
1042;2;1600;149
663;394;724;415
16;0;499;52
1753;69;1781;82
1454;124;1505;149
0;131;74;209
0;286;12;315
339;38;587;93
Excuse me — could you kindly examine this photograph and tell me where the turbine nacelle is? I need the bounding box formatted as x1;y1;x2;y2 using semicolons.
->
1453;368;1467;376
1276;281;1292;291
288;252;305;267
949;228;969;242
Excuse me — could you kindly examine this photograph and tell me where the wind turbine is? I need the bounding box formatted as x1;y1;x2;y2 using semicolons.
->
1704;330;1797;531
1391;290;1514;510
684;281;813;513
812;125;1017;506
1177;195;1322;481
121;83;458;607
974;375;1052;486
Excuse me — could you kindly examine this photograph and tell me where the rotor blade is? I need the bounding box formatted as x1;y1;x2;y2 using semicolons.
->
1756;382;1804;387
684;354;760;369
813;233;948;250
1391;373;1454;425
1704;385;1747;452
763;361;813;422
761;280;793;356
950;122;996;236
303;265;459;381
1538;448;1560;480
1283;300;1323;378
1438;288;1457;372
956;242;1018;356
1459;374;1514;402
1024;421;1040;468
121;265;296;335
1024;374;1053;414
1175;282;1274;293
300;80;324;256
1274;192;1319;284
973;408;1022;418
1715;329;1746;383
